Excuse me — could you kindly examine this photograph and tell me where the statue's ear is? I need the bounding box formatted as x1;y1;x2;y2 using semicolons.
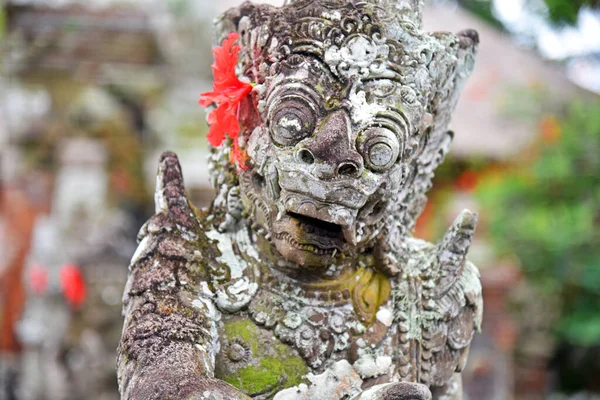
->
457;29;479;58
215;2;275;45
421;28;478;164
420;129;454;173
215;2;256;43
214;2;276;81
455;29;479;86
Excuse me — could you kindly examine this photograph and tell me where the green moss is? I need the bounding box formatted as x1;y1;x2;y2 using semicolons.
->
225;356;308;395
224;360;278;394
221;319;309;396
223;319;258;352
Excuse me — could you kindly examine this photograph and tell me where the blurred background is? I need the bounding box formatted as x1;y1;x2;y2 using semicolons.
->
0;0;599;399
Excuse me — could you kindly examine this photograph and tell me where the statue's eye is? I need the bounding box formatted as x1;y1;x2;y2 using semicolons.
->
270;100;315;146
357;127;400;172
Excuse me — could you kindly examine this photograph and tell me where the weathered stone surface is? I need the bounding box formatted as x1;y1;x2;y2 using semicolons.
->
118;1;482;399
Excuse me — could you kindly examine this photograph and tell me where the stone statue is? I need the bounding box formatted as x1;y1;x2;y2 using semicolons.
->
117;0;482;399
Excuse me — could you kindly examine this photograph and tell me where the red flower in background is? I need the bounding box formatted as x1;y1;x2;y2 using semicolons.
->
60;264;87;308
455;170;480;193
200;32;254;169
29;264;48;295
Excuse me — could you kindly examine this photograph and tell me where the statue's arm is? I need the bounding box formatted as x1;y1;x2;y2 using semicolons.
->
117;152;249;400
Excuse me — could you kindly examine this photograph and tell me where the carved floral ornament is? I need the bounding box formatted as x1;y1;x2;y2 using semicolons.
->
117;1;483;399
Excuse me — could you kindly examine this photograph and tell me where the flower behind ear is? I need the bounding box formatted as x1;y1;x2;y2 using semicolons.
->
200;32;254;169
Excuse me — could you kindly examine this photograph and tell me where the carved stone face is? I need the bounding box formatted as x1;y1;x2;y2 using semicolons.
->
241;55;427;268
213;0;478;270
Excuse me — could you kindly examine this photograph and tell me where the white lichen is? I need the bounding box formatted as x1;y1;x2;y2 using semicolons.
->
353;351;393;379
130;235;151;267
274;360;363;400
279;116;302;132
348;89;386;125
205;229;259;312
376;307;394;327
154;172;167;214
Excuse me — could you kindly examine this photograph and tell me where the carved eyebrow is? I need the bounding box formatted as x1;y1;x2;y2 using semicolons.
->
357;80;412;134
372;110;411;137
265;81;324;116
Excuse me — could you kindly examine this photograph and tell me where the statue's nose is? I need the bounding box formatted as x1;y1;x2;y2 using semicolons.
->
299;110;364;179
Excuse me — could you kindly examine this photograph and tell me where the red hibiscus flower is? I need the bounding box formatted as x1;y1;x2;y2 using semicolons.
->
200;32;254;169
60;264;87;308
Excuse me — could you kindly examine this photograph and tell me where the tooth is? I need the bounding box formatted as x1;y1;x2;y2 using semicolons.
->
298;201;317;216
342;225;358;246
276;203;286;221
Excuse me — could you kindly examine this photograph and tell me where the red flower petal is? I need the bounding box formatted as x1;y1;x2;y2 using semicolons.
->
60;264;87;308
199;32;255;170
199;32;252;110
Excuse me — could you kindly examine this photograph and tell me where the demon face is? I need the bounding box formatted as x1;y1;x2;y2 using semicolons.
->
239;54;429;268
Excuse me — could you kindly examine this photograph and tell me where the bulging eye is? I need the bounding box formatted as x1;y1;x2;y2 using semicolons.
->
270;99;315;146
357;127;400;172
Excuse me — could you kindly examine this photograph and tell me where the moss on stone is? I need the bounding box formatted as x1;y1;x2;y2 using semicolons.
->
223;319;257;352
221;319;309;396
224;356;308;395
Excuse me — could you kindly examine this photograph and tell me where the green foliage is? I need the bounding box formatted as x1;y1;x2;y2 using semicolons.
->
543;0;600;25
478;100;600;346
459;0;600;26
0;6;5;43
458;0;504;30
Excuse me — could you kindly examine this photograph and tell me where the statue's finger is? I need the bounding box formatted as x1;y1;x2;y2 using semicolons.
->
155;151;199;232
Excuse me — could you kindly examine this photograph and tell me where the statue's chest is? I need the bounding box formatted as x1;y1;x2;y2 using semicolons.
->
214;288;397;399
247;286;359;370
247;264;395;367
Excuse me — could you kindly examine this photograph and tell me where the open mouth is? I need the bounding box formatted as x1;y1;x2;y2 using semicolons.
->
273;211;358;256
288;212;344;239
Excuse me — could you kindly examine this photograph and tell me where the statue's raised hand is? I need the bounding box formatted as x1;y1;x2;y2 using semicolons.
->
117;152;249;400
